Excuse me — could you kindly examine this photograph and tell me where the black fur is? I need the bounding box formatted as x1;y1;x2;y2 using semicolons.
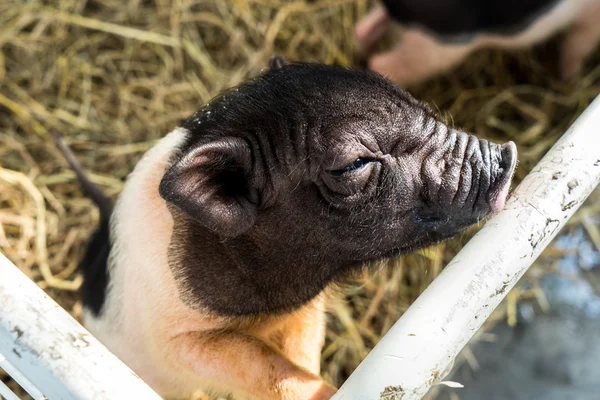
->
160;62;517;317
381;0;559;39
79;218;111;315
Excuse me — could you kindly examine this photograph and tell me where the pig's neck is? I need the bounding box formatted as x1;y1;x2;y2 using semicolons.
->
167;209;344;317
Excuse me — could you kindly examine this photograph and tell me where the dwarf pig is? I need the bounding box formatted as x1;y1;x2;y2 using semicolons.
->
356;0;600;85
59;59;517;400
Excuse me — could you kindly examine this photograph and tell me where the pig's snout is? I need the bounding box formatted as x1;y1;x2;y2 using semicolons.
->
488;141;517;213
416;132;517;236
447;136;517;217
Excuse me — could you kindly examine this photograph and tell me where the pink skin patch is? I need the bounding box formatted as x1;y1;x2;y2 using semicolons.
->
492;180;512;213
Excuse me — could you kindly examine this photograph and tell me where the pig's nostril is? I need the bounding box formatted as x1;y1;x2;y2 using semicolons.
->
499;141;517;173
486;141;518;213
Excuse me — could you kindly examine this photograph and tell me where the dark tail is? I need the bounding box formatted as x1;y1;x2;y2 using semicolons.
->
54;135;113;218
54;134;112;316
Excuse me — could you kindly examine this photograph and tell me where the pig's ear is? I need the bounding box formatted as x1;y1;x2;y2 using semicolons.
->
159;137;257;237
268;55;290;70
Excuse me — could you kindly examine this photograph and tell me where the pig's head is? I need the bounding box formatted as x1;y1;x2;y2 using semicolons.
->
159;58;517;316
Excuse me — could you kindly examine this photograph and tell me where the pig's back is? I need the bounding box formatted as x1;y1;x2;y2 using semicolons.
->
381;0;559;37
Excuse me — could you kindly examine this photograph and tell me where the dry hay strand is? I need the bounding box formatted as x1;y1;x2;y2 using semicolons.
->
1;0;600;397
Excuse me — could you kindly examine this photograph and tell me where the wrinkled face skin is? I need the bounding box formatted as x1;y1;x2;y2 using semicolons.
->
159;59;517;316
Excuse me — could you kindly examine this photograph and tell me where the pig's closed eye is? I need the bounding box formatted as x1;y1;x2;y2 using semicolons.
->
328;158;373;177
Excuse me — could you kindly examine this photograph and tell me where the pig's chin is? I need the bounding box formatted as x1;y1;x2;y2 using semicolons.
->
363;231;459;263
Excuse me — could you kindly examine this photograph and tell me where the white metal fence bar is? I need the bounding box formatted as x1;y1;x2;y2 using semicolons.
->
333;96;600;400
0;353;46;399
0;374;21;400
0;253;162;400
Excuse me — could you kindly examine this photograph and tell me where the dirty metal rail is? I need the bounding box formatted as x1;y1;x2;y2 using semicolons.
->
0;252;162;400
333;96;600;399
